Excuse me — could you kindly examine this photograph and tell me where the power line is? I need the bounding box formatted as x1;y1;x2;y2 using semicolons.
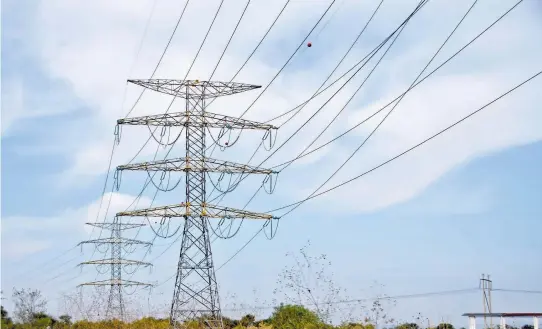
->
272;69;542;214
17;0;170;277
127;0;160;78
270;0;525;170
222;288;479;311
212;0;338;126
205;0;292;111
91;0;193;249
279;0;472;175
207;0;252;80
206;0;429;217
267;0;420;169
212;63;540;276
277;0;386;128
183;0;226;78
279;0;479;217
493;289;542;295
124;0;192;118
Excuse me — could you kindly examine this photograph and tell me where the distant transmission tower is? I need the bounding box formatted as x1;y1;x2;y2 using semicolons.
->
480;274;493;329
79;218;152;321
115;79;279;328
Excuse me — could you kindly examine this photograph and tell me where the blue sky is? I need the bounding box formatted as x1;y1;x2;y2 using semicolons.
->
2;0;541;325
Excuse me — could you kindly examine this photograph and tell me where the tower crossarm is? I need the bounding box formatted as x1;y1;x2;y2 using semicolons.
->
78;237;152;246
116;203;278;220
127;79;261;99
79;259;152;267
117;157;277;175
85;222;146;231
117;111;277;130
78;279;153;287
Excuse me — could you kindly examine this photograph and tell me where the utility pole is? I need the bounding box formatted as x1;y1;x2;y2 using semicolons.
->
115;79;279;328
79;219;152;321
480;274;493;329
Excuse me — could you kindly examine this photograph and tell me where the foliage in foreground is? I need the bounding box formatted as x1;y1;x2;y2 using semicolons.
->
2;302;538;329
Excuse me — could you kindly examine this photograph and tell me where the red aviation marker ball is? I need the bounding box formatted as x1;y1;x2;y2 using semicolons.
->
307;42;312;47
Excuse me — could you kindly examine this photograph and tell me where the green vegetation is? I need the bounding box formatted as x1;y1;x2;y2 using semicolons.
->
0;299;487;329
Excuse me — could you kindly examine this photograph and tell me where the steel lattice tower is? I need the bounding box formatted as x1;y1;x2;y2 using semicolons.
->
115;79;279;328
79;219;152;321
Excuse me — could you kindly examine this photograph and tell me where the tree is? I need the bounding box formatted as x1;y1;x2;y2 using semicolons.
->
274;241;349;323
521;325;534;329
270;304;323;329
396;323;420;329
1;306;13;329
12;288;47;324
436;323;455;329
240;314;256;327
58;315;72;325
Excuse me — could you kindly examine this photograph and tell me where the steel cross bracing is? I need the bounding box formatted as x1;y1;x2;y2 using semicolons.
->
79;219;152;321
116;79;279;328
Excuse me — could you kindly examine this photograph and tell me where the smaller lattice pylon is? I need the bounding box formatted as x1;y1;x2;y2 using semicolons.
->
78;219;152;321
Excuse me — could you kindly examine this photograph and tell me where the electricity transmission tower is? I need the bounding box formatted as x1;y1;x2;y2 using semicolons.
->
79;218;152;321
480;274;493;329
115;79;279;328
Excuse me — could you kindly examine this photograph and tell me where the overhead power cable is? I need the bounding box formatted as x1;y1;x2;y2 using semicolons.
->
203;0;429;255
124;0;192;118
88;0;162;241
206;0;292;111
184;0;226;78
493;288;542;295
278;0;386;128
222;288;479;311
262;0;422;168
208;0;338;126
279;0;480;216
207;0;428;208
207;0;252;80
212;68;541;280
88;0;193;250
270;0;525;170
272;69;541;214
127;0;160;78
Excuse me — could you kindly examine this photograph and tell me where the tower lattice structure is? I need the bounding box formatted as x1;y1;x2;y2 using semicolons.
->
79;219;152;321
115;79;279;328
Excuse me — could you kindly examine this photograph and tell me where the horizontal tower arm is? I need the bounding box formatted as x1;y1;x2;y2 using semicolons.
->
117;111;277;130
78;279;153;287
78;237;152;246
117;157;277;174
128;79;261;99
116;203;278;220
79;259;152;267
85;222;146;230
